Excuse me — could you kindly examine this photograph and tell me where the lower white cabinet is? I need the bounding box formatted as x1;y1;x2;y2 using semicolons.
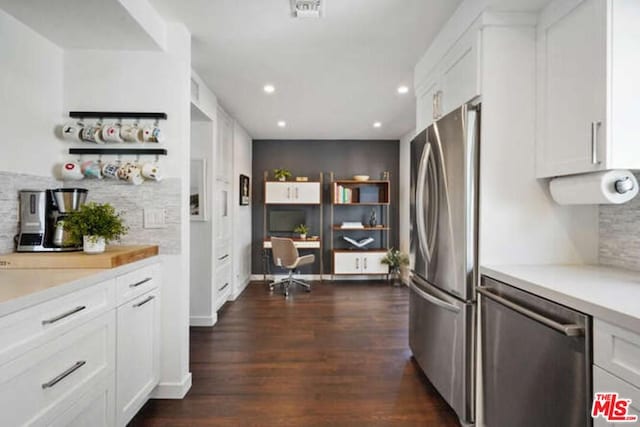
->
593;366;640;426
333;251;388;275
52;375;115;427
215;260;232;311
116;287;160;426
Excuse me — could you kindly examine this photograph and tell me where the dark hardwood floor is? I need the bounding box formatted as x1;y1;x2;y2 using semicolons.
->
131;281;460;426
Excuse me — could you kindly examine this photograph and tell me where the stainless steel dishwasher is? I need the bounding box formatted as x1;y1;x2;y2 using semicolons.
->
478;276;591;427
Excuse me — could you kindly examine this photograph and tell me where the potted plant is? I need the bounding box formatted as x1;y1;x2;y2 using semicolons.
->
63;202;128;254
293;224;309;240
381;248;410;286
273;168;292;182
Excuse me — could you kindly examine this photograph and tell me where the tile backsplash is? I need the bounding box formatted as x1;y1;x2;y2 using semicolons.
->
0;171;181;254
599;173;640;271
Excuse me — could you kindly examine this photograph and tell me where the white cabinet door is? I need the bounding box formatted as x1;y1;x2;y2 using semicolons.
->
334;252;362;274
537;0;607;177
593;319;640;389
216;108;233;183
116;288;160;426
52;376;114;427
291;183;321;204
361;252;389;275
416;80;439;131
593;366;640;426
440;31;480;116
265;182;292;204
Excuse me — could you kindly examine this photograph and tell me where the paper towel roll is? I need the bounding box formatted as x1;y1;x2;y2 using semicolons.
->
550;170;639;205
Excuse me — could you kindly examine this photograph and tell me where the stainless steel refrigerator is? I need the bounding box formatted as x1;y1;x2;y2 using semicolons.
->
409;101;480;425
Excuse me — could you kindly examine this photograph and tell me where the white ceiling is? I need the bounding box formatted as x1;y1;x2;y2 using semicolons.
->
150;0;465;140
0;0;162;50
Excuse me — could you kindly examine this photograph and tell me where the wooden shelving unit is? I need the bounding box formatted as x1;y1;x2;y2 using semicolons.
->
329;173;391;277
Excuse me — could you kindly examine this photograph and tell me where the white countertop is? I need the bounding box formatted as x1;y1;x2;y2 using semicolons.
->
0;256;160;317
480;264;640;333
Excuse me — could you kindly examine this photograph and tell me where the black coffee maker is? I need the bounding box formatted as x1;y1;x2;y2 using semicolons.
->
16;188;88;252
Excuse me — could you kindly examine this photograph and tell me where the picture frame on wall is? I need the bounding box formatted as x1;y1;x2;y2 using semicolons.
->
190;158;207;221
239;174;250;206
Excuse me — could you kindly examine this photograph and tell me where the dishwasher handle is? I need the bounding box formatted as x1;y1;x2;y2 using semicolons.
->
477;286;584;337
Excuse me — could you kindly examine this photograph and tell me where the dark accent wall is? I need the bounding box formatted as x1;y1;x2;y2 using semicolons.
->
252;139;400;275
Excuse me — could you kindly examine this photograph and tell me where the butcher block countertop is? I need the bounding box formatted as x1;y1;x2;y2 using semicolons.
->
0;245;158;269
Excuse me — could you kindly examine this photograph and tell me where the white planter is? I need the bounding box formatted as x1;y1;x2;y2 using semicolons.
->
83;235;106;254
299;234;306;240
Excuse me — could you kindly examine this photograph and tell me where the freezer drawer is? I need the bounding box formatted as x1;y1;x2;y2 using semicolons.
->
480;276;591;427
409;275;475;424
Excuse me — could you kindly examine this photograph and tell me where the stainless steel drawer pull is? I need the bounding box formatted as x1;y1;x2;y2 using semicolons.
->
129;277;152;288
410;281;460;313
218;254;229;261
42;361;86;389
219;283;229;292
133;295;155;308
591;121;601;165
42;306;86;325
477;286;584;336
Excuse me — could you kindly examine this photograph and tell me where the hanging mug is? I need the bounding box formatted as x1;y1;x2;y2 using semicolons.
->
80;124;103;143
61;122;83;142
121;124;142;143
101;123;123;143
141;162;162;181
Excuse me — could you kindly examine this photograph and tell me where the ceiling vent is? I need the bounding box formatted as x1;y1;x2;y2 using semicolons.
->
291;0;323;18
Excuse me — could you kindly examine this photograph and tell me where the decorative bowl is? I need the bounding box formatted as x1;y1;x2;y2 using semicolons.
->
353;175;370;182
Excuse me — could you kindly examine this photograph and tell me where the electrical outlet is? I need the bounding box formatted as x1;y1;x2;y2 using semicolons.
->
144;208;166;229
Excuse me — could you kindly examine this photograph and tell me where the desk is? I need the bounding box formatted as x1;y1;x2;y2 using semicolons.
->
262;238;322;282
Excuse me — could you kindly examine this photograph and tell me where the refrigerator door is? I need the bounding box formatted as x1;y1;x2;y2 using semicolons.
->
411;104;478;301
409;274;475;424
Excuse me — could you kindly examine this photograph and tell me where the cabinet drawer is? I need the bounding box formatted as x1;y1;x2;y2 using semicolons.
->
215;262;232;310
51;375;114;427
0;311;115;427
116;265;158;305
594;319;640;389
0;280;115;365
593;366;640;426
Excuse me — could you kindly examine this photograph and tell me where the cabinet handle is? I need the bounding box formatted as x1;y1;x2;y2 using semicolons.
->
287;187;291;199
295;187;299;199
42;306;86;325
42;361;86;389
591;121;601;165
355;258;359;270
218;254;229;261
219;283;229;292
432;93;438;119
363;257;367;270
129;277;152;288
133;295;155;308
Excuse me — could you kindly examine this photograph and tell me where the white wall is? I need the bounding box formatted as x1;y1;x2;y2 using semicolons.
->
63;23;193;398
231;121;252;298
0;9;64;175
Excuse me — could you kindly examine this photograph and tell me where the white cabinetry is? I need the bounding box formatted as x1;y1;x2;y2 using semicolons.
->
115;265;161;426
593;319;640;425
265;182;321;205
415;28;480;130
537;0;640;177
333;251;388;275
216;107;233;183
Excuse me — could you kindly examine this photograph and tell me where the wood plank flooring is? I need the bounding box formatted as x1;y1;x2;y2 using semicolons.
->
130;281;460;426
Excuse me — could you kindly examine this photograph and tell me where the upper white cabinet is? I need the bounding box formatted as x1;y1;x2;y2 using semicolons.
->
536;0;640;178
216;108;233;183
415;28;481;130
265;182;321;205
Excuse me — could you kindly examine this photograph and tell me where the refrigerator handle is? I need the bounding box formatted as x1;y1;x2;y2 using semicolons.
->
410;280;460;313
415;143;432;261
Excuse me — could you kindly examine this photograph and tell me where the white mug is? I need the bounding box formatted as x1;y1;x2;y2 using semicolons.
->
118;162;144;185
61;162;84;180
101;162;120;180
101;123;123;143
141;163;162;181
141;126;164;143
80;125;103;144
121;125;142;143
61;122;83;142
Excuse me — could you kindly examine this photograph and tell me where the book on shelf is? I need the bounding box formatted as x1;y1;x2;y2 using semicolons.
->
335;185;355;203
340;222;364;229
343;236;375;248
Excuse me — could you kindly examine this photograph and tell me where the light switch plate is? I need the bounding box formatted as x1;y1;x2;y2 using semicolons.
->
144;208;166;229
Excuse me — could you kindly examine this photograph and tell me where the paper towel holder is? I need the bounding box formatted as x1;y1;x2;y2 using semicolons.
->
615;177;635;194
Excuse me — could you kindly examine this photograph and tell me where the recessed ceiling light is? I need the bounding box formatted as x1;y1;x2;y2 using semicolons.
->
263;84;275;94
397;85;409;94
373;122;382;128
277;121;286;128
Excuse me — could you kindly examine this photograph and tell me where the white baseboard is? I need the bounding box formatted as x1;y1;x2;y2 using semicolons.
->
230;277;250;300
151;372;192;399
189;314;217;327
250;274;390;282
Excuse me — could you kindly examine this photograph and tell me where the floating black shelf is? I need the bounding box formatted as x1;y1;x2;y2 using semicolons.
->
69;148;168;156
69;111;167;120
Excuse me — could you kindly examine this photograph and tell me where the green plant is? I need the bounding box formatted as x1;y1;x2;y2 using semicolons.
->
273;168;292;180
63;202;128;244
380;248;410;270
293;224;309;235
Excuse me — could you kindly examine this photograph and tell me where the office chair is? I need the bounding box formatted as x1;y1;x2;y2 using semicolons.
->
270;237;315;298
